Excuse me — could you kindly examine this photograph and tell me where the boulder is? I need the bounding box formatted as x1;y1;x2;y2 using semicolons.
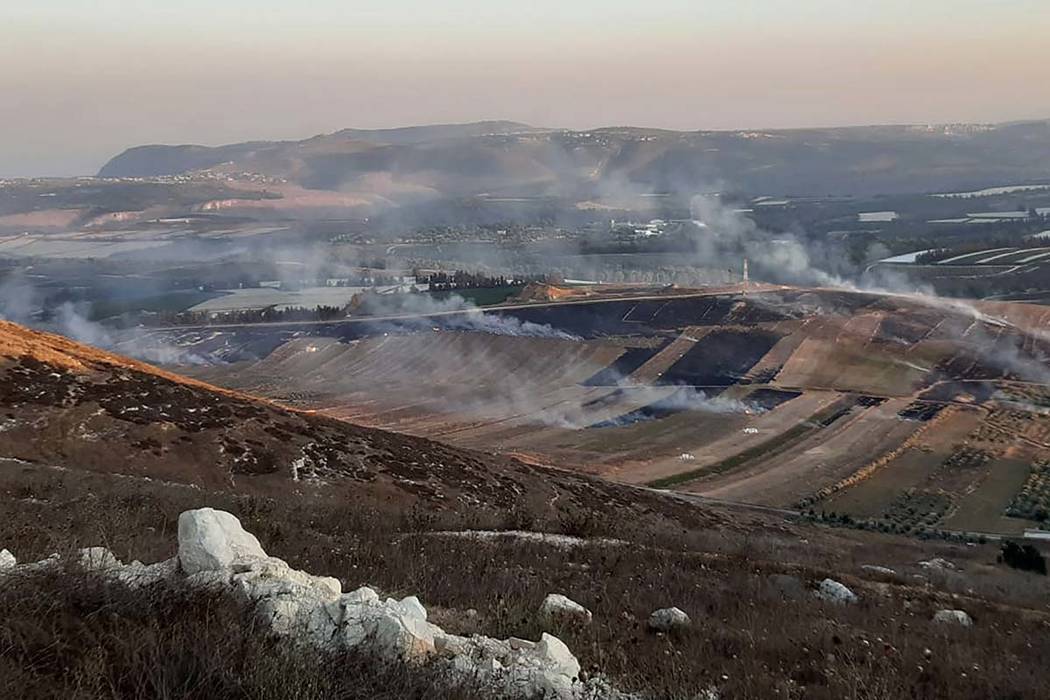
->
116;557;181;589
0;548;15;570
649;607;691;632
539;593;593;628
814;578;858;604
933;609;973;627
533;633;581;679
177;507;266;574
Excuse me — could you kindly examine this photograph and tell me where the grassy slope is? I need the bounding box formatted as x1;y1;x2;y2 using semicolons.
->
2;464;1049;700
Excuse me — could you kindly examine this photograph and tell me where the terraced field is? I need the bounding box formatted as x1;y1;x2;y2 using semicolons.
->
189;286;1050;535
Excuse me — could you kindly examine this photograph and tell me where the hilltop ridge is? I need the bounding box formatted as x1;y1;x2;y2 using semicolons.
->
97;118;1050;198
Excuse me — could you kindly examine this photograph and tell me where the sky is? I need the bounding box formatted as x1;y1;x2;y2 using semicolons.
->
2;0;1049;177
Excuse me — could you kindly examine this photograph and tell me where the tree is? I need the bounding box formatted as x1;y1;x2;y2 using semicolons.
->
999;541;1048;575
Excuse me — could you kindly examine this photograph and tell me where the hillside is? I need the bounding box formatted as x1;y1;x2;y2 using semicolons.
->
0;319;707;526
98;119;1050;198
96;121;538;179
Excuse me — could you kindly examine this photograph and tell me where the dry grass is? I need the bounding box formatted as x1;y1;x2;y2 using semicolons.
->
0;569;481;700
3;464;1050;699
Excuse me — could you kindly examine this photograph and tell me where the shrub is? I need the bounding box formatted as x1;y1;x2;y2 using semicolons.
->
999;541;1048;575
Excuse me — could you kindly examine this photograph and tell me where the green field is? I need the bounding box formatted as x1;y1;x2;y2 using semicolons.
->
427;286;523;306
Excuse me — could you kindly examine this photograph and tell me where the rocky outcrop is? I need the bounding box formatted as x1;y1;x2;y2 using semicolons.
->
0;508;610;700
933;609;973;627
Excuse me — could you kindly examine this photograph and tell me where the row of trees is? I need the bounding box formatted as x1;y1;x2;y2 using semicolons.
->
419;270;533;290
139;305;346;327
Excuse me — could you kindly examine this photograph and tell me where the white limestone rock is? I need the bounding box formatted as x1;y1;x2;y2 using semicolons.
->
505;632;580;698
933;609;973;627
342;586;381;606
919;557;956;571
177;507;266;574
184;569;234;590
0;549;15;570
533;633;581;679
373;605;442;659
649;607;691;632
814;578;858;604
230;556;342;604
540;593;593;628
114;557;180;589
436;630;585;699
393;595;428;621
334;597;445;660
50;508;599;700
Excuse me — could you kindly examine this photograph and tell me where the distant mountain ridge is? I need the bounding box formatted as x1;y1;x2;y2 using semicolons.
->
97;121;538;178
98;119;1050;197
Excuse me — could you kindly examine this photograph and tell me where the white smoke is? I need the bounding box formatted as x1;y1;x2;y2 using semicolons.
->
366;291;579;340
0;273;207;365
685;194;848;288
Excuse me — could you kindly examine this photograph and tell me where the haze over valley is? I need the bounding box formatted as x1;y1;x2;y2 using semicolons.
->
3;2;1050;699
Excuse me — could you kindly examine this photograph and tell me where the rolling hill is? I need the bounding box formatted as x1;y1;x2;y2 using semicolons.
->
98;119;1050;198
0;319;707;526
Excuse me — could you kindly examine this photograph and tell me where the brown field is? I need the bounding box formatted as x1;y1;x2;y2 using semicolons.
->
943;457;1035;533
181;286;1050;535
688;399;922;506
824;408;988;518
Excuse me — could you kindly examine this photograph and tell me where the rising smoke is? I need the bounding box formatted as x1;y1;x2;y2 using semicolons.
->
362;291;580;340
0;271;205;365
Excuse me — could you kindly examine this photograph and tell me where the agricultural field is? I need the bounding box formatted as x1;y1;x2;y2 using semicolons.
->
819;404;1050;536
175;285;1050;537
189;286;376;313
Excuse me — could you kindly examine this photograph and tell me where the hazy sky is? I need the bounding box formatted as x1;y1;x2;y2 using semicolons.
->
2;0;1048;177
